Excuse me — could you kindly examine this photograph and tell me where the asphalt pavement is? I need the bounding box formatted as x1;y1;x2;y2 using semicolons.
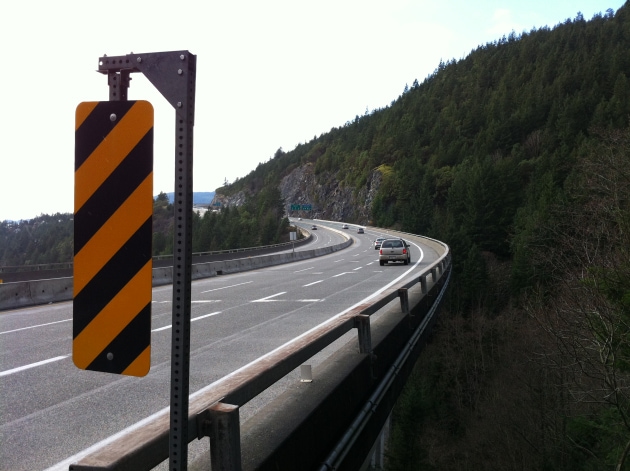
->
0;221;439;470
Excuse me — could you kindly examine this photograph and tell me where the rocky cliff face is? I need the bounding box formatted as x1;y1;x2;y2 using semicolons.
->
211;191;247;208
212;164;381;225
278;164;381;224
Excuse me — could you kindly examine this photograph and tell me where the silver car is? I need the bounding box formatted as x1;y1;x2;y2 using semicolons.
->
378;238;411;265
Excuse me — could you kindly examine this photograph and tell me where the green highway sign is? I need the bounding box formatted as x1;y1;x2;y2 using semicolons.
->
290;203;312;211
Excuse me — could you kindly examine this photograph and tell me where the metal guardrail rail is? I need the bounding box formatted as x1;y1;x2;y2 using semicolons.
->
69;231;450;471
0;229;311;286
152;236;308;261
0;262;74;273
0;236;308;273
319;262;451;471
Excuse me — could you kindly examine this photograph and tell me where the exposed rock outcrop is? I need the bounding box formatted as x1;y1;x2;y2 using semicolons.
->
278;164;381;224
212;164;381;225
211;191;247;208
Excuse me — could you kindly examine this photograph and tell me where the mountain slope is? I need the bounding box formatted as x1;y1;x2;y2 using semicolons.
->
212;6;630;470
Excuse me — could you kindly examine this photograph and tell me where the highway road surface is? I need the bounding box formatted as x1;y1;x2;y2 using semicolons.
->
0;221;440;470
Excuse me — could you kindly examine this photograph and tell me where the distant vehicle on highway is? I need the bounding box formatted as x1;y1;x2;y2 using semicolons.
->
342;224;349;229
373;237;386;250
311;225;317;230
357;227;364;234
379;238;411;265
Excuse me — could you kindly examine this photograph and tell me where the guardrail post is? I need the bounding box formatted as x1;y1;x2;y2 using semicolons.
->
420;275;427;294
197;402;242;471
398;288;409;315
354;315;372;355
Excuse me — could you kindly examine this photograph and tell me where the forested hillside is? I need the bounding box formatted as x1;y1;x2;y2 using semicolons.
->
0;213;74;266
0;187;288;264
218;6;630;470
151;187;289;256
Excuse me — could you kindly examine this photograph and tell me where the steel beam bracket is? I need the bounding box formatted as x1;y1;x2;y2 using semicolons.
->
420;274;428;294
398;288;411;317
196;402;242;470
354;314;377;379
196;409;213;440
354;314;372;355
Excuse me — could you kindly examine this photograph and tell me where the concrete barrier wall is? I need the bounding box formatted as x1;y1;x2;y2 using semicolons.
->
0;277;74;311
152;266;173;286
0;237;352;311
0;281;34;310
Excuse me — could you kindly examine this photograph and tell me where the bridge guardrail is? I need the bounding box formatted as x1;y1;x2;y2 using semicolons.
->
0;262;74;273
68;229;450;471
0;228;311;280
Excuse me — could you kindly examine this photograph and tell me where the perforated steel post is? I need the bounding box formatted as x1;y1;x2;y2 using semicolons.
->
169;52;197;471
107;70;129;101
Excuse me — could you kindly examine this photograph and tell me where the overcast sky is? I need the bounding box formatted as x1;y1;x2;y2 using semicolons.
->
0;0;624;221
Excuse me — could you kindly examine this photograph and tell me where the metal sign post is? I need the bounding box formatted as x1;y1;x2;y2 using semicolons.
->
290;230;297;253
96;50;197;471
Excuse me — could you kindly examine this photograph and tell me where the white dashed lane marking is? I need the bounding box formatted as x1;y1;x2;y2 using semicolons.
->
251;292;287;303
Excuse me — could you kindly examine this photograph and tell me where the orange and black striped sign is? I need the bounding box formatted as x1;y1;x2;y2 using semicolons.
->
73;100;154;377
